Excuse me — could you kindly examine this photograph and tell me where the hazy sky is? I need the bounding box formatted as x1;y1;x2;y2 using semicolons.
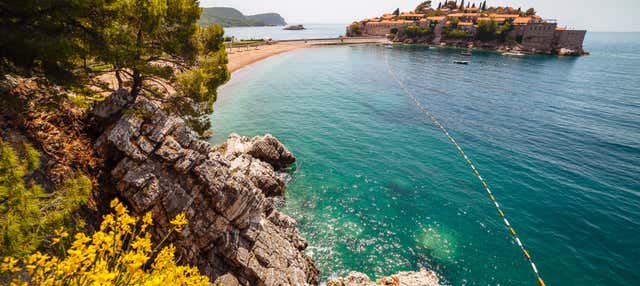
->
200;0;639;32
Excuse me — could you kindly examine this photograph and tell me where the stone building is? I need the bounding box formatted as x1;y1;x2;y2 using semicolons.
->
553;28;587;53
521;22;559;53
360;20;416;36
348;6;587;55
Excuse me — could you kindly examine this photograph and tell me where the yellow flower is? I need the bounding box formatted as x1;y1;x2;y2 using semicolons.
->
54;227;69;239
3;199;208;285
1;256;21;273
170;213;188;232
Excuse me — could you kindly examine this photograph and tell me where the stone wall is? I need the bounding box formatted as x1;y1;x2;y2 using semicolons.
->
522;22;558;53
363;21;414;36
554;29;587;52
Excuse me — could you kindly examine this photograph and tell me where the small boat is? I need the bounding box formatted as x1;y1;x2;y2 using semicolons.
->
461;51;472;56
384;45;394;49
502;51;526;56
454;60;469;65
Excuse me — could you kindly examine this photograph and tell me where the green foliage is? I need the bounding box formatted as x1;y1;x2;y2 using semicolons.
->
476;20;512;42
1;1;230;135
198;7;286;27
95;0;203;97
404;25;433;38
425;10;446;17
525;8;536;16
390;28;399;35
446;29;471;39
174;25;230;134
0;140;90;258
415;1;433;12
0;0;110;81
350;22;362;36
449;17;460;28
1;199;207;285
496;22;514;41
477;20;498;41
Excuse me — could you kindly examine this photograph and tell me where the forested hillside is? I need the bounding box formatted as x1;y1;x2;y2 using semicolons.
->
199;7;286;27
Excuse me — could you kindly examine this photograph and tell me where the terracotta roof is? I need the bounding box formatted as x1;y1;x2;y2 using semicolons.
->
513;17;532;24
489;14;520;19
477;17;507;22
400;13;425;18
427;16;446;21
376;20;414;25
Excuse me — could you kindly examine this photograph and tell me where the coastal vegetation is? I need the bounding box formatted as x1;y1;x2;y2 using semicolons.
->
0;0;232;283
404;26;434;38
0;0;229;134
0;140;90;259
198;7;286;27
350;22;363;36
1;199;207;285
445;28;471;39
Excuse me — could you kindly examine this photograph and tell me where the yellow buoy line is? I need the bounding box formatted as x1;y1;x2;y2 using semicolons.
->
383;50;546;286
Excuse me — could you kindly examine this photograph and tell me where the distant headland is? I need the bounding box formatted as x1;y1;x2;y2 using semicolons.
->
347;0;587;56
199;7;287;27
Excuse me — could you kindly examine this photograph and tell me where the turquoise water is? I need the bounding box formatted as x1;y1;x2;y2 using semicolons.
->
223;23;346;40
209;33;640;285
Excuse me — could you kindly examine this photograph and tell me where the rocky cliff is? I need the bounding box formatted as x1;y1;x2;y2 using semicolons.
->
326;270;441;286
94;97;319;285
2;75;443;286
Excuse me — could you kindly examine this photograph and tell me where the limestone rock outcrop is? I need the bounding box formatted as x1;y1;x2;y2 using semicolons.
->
326;269;441;286
96;98;318;285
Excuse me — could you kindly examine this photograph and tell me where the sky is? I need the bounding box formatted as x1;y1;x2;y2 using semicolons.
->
200;0;639;32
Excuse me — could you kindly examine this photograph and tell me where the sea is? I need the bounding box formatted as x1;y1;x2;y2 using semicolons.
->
223;23;347;40
208;32;640;285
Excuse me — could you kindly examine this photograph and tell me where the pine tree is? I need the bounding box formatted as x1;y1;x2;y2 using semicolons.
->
525;8;536;16
460;0;465;10
0;0;230;135
0;140;91;258
393;8;400;16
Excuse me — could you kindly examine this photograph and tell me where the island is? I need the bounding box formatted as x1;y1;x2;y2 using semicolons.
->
199;7;286;27
347;0;587;56
284;24;306;31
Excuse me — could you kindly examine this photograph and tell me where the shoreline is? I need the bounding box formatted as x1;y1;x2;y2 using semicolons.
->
227;42;310;74
227;37;390;74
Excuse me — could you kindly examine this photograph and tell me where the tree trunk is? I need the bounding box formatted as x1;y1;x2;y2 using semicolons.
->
130;29;144;99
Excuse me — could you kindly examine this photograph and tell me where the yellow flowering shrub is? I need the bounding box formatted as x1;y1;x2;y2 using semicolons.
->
1;199;208;286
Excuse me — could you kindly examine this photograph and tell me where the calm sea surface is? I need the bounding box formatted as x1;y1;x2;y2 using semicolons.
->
209;32;640;285
223;23;347;40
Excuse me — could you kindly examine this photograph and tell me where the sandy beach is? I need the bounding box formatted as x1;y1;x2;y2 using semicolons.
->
227;42;309;73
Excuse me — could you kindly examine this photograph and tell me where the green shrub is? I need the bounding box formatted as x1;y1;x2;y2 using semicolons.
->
0;140;91;258
477;20;498;41
446;29;471;39
404;25;433;38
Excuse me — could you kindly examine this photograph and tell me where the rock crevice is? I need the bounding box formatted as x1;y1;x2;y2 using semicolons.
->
96;98;318;285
